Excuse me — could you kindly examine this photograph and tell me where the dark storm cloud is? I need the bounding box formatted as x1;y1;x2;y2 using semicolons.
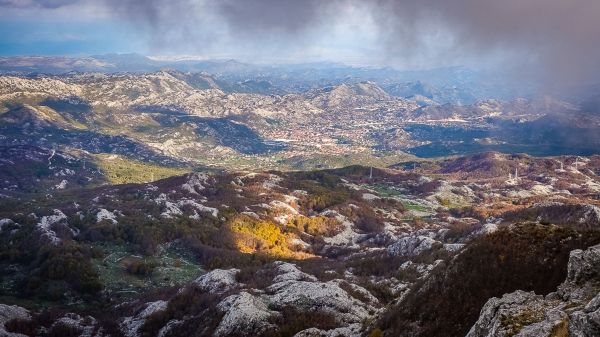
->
95;0;344;60
10;0;596;89
95;0;600;88
215;0;335;34
370;0;600;88
99;0;341;53
101;0;336;34
102;0;185;24
100;0;218;52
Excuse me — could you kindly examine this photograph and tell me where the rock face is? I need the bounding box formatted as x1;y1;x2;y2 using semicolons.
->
266;279;372;324
214;292;279;337
0;304;30;337
193;268;240;294
467;244;600;337
387;234;439;257
158;261;378;337
50;313;105;337
96;208;118;224
121;301;168;337
567;245;600;283
36;209;70;245
0;305;107;337
293;323;363;337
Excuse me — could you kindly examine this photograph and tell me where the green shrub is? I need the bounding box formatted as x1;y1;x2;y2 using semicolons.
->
125;259;158;276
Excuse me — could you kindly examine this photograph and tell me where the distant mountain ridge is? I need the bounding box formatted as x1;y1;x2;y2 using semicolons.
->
0;54;535;105
1;70;599;171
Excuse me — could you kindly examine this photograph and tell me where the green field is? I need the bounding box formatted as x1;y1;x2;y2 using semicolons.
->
363;183;432;214
94;243;203;299
94;154;190;184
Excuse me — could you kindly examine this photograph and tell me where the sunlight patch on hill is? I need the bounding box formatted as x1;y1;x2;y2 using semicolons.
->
94;154;189;184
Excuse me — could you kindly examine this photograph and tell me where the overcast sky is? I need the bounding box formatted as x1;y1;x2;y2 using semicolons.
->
0;0;378;64
1;0;599;89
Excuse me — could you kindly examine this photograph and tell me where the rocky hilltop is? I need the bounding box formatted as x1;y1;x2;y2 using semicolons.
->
468;244;600;337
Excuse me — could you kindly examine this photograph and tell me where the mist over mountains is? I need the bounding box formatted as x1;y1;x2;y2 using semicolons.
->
0;53;541;105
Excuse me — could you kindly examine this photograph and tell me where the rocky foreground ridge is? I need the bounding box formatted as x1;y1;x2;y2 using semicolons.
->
468;244;600;337
2;242;599;337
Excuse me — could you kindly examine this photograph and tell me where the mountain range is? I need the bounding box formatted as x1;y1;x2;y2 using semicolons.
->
1;58;600;337
2;69;599;174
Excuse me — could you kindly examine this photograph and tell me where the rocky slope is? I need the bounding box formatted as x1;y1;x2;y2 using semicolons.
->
468;243;600;337
1;152;600;336
0;72;413;118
